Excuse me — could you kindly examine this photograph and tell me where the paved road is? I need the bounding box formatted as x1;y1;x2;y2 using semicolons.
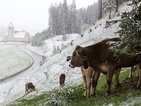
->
0;43;42;84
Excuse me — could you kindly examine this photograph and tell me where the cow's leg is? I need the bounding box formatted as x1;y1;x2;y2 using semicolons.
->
81;67;87;96
114;68;121;87
106;70;114;96
137;63;141;88
91;71;100;96
129;67;134;78
86;75;91;98
82;74;87;96
135;65;139;78
25;85;28;92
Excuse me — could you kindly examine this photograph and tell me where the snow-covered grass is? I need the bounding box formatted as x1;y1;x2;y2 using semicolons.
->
0;42;33;79
1;1;139;106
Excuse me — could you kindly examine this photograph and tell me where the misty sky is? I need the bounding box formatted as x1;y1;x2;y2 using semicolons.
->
0;0;98;35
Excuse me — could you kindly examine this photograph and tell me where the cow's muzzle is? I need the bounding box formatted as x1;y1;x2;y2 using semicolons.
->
69;64;75;68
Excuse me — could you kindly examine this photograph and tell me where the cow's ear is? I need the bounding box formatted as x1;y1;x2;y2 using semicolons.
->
76;45;81;50
77;50;82;56
75;45;83;56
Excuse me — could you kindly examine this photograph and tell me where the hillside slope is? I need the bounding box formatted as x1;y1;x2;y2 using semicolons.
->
0;2;133;106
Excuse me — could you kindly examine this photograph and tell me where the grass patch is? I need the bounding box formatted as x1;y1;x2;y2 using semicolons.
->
7;68;141;106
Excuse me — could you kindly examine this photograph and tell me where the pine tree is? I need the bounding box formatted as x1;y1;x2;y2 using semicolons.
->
70;0;77;33
115;0;119;12
114;0;141;56
98;0;102;19
63;0;69;40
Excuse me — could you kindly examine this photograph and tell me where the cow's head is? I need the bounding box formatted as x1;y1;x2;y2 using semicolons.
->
69;45;88;69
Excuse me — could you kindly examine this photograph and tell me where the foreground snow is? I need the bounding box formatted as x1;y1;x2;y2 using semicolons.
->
1;2;140;106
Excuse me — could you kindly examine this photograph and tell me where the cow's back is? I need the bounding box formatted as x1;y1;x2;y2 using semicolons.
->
84;38;141;69
25;82;35;91
59;74;66;87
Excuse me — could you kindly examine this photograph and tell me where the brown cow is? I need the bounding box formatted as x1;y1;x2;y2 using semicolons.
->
69;37;141;96
66;56;96;97
25;82;35;92
59;74;66;87
67;56;121;98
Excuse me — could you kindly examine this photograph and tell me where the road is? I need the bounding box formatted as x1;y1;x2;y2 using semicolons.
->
0;43;42;84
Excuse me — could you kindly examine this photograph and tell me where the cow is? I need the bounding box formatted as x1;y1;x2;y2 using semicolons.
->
66;56;96;98
59;74;66;87
69;37;141;96
25;82;35;92
67;56;121;98
129;65;139;78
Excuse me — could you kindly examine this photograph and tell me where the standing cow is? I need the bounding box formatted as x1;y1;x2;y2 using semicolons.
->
69;37;141;96
59;74;66;87
25;82;35;92
67;56;121;98
67;56;96;98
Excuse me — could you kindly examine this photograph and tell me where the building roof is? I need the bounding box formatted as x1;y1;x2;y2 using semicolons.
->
14;31;25;38
8;22;14;27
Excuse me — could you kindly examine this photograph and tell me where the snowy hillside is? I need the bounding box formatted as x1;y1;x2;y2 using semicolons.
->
0;2;133;105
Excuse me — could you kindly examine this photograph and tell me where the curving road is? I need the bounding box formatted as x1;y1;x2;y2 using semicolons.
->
0;43;42;84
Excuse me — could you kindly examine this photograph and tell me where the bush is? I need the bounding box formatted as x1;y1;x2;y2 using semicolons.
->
45;86;77;106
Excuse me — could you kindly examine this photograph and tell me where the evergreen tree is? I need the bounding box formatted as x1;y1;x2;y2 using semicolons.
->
106;0;116;19
57;3;64;35
48;4;58;37
115;0;119;12
114;0;141;56
98;0;102;19
63;0;69;40
70;0;77;33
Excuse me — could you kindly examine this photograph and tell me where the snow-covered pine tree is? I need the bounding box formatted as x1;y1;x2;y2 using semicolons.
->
48;4;58;37
114;0;141;56
106;0;116;19
98;0;102;19
70;0;77;33
57;3;64;35
62;0;69;40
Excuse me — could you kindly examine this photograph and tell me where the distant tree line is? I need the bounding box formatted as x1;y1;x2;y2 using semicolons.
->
31;0;128;46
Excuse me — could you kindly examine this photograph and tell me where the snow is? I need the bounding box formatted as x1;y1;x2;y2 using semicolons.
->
0;2;139;106
0;42;33;79
14;31;25;38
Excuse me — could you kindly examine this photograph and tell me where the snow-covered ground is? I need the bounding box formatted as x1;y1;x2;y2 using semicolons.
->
0;2;138;106
0;42;33;80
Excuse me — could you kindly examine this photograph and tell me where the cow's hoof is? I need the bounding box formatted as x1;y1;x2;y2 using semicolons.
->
87;96;90;98
91;93;95;97
137;84;141;89
104;94;109;98
115;83;121;87
105;93;109;97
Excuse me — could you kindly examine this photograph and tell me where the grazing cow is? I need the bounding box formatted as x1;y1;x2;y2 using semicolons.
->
67;56;121;98
25;82;35;92
59;74;66;87
69;37;141;96
129;65;139;78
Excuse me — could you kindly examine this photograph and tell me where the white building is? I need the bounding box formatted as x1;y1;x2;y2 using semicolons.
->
3;22;30;42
